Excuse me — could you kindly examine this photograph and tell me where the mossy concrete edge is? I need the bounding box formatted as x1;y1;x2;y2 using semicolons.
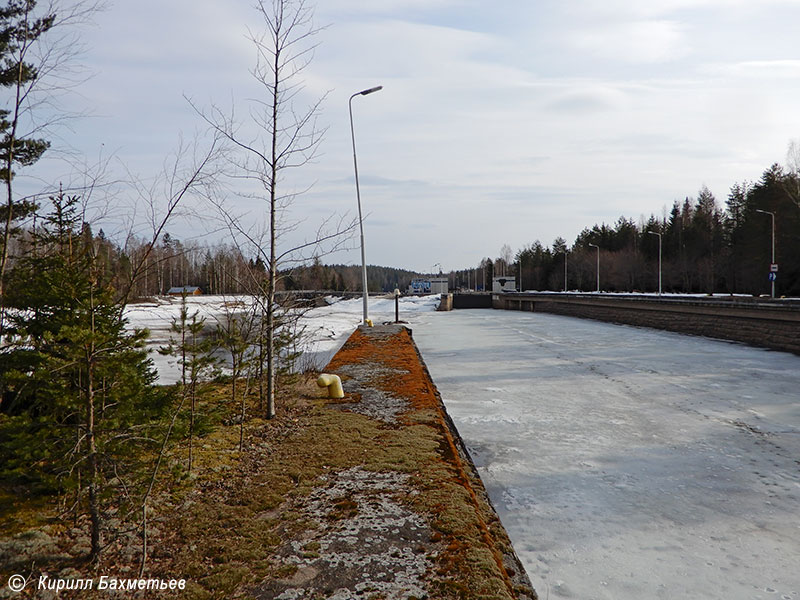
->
325;323;537;599
405;326;536;598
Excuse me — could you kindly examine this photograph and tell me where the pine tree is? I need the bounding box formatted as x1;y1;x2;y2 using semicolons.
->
215;305;255;451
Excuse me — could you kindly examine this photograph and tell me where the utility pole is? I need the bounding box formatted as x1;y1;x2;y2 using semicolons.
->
589;243;600;292
755;209;776;299
647;231;662;296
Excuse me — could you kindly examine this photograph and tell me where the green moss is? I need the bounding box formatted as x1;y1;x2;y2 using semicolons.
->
199;565;250;594
274;563;298;579
0;490;50;536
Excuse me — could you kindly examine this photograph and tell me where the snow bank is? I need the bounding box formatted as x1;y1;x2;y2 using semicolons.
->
287;294;441;371
124;294;441;383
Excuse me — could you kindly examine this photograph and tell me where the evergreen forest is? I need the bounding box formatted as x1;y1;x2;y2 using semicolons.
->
464;168;800;297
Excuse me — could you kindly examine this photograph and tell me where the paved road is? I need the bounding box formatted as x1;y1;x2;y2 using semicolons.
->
411;309;800;600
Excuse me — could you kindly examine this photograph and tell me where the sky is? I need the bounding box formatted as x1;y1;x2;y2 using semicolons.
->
18;0;800;273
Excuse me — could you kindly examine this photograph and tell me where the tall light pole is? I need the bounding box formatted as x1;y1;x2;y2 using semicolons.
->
349;85;383;324
563;250;568;293
647;231;662;296
755;209;776;298
588;243;600;292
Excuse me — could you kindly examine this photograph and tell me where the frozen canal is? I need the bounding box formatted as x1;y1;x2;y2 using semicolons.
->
411;309;800;600
126;294;442;383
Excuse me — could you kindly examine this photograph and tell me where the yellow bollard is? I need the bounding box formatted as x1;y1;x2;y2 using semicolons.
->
365;318;373;327
316;373;345;399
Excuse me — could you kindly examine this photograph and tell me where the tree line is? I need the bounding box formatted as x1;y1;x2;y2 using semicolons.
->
457;164;800;296
6;225;425;298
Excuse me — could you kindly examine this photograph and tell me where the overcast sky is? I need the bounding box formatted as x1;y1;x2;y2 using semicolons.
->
23;0;800;273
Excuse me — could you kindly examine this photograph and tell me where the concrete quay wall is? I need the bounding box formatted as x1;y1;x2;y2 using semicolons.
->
437;292;454;311
489;293;800;355
323;324;537;599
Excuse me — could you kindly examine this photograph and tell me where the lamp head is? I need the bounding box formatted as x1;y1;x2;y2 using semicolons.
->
360;85;383;96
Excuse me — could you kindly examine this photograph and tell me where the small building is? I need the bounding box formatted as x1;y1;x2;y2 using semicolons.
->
408;278;431;295
408;277;449;295
492;277;516;293
167;286;203;296
430;277;449;294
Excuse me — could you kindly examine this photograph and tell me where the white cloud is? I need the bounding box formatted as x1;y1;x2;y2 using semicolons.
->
324;0;464;14
18;0;800;272
567;20;690;64
545;85;630;113
714;59;800;78
575;0;750;19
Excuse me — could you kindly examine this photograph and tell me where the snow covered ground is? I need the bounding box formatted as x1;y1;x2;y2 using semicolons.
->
124;294;441;383
410;309;800;600
297;293;441;368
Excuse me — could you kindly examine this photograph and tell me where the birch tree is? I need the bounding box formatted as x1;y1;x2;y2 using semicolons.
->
195;0;353;420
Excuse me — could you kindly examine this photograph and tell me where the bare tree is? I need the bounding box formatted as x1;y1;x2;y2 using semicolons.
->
497;244;513;277
785;139;800;206
117;135;222;305
194;0;354;420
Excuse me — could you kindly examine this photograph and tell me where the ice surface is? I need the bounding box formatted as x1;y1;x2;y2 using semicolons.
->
124;295;253;384
410;309;800;600
125;294;440;383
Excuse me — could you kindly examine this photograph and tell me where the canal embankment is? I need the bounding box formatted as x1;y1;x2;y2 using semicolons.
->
266;323;537;599
447;292;800;355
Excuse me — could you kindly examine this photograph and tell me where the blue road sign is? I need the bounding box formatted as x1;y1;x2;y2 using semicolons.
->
768;272;777;282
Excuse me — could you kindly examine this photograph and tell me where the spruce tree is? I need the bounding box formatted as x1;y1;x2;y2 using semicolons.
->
0;192;170;563
158;293;218;472
0;1;55;327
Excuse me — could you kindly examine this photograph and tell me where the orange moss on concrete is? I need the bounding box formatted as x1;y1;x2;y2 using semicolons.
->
328;326;439;412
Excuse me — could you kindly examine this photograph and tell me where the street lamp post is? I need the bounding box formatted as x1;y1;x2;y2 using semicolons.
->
563;250;568;293
647;231;662;296
588;243;599;292
755;209;776;298
349;85;383;324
